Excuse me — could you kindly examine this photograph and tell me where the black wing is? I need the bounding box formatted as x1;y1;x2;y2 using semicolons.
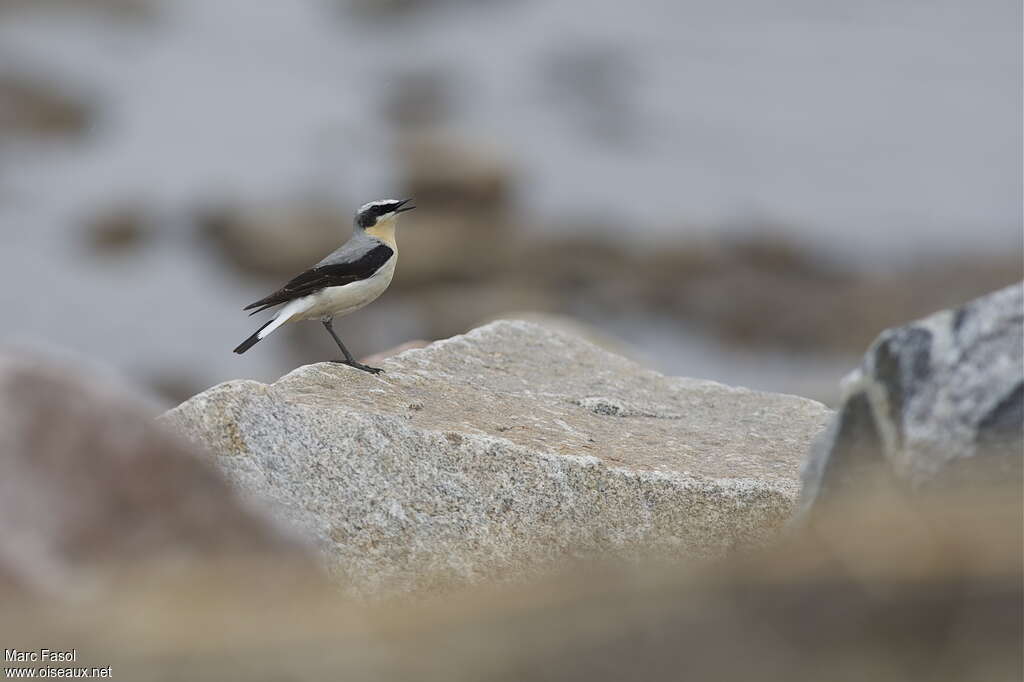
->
243;243;394;315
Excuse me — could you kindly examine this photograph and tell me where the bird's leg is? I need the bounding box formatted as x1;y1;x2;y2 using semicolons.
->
322;318;356;362
322;318;383;375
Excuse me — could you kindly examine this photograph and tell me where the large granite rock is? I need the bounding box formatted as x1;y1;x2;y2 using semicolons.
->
0;351;313;599
800;282;1024;513
164;320;830;595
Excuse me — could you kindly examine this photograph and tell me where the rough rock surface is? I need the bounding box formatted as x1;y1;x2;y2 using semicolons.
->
0;350;312;599
800;282;1024;512
164;320;830;595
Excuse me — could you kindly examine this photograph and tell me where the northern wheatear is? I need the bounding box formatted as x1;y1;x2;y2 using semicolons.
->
233;198;415;374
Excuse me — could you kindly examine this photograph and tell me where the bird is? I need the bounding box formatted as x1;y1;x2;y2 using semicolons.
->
233;198;415;374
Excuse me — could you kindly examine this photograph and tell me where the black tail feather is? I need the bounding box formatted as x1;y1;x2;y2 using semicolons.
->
233;319;273;354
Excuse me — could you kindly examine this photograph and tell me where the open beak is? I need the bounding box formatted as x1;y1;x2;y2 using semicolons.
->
395;199;416;213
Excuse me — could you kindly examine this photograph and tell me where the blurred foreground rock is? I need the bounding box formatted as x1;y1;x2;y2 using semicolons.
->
164;320;830;596
801;282;1023;514
4;489;1019;681
0;350;316;600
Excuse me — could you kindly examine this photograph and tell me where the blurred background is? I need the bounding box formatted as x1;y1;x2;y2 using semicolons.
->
1;0;1020;406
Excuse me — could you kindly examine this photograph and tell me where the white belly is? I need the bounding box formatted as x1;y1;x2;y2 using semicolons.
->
294;255;396;320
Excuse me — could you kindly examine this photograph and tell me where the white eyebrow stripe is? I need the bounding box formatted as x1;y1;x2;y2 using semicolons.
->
358;199;404;213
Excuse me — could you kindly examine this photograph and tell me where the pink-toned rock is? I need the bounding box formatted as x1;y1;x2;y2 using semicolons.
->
0;350;315;599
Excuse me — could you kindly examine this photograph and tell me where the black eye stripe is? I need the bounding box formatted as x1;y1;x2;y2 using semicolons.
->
359;203;401;226
375;202;402;215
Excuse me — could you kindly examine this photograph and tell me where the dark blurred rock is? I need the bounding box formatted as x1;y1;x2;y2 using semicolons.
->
397;132;515;218
658;238;1023;353
385;133;520;287
196;199;350;277
388;213;517;288
407;282;556;339
0;74;91;138
509;234;643;292
800;283;1023;515
0;349;315;600
0;0;152;17
368;217;1021;362
719;229;841;278
382;70;453;130
526;230;1021;356
347;0;514;20
347;0;431;18
83;203;154;255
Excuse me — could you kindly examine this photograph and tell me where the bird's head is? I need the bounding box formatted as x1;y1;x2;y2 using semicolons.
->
355;198;415;233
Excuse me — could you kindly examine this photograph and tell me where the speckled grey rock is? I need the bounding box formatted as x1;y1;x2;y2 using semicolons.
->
163;320;831;595
800;282;1024;513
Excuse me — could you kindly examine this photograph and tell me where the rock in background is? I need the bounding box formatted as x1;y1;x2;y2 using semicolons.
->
163;320;831;596
170;127;1021;406
800;282;1024;514
0;72;92;138
196;199;354;278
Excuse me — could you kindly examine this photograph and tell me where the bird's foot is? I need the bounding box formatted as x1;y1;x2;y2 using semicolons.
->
332;359;384;375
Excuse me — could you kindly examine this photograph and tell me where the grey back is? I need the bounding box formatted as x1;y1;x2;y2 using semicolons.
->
314;226;385;269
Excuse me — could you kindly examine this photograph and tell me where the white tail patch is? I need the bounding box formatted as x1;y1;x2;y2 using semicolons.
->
257;299;310;340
